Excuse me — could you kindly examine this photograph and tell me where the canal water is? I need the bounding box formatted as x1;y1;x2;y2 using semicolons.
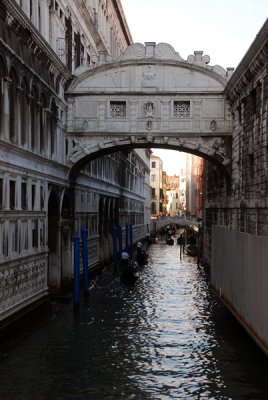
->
1;242;268;400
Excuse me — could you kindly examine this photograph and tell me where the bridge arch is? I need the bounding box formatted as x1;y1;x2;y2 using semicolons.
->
66;42;233;187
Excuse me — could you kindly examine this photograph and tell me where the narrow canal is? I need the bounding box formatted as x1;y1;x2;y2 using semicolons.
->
1;241;268;399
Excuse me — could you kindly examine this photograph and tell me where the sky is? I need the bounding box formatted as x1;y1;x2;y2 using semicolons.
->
120;0;268;175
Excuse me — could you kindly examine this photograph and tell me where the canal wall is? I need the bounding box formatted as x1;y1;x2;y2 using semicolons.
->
211;226;268;355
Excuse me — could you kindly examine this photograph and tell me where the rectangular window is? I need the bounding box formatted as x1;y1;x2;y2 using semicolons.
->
32;220;38;249
32;184;36;210
21;182;27;210
40;185;44;210
110;101;126;118
10;180;16;210
174;101;190;118
151;188;156;197
151;161;156;168
151;174;156;182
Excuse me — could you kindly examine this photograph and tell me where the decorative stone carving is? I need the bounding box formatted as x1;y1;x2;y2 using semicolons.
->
120;43;146;60
154;43;183;61
163;137;169;144
146;133;153;142
210;120;217;131
187;51;210;66
143;66;156;81
146;120;152;131
144;102;155;117
82;120;88;130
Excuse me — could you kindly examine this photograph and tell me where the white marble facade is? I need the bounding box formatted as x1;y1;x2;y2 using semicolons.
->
0;0;150;322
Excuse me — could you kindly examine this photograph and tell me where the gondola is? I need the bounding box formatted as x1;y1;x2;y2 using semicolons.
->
121;252;139;282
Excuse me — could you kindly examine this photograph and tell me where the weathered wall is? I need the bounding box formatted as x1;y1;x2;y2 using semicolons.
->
204;19;268;267
204;19;268;353
211;226;268;354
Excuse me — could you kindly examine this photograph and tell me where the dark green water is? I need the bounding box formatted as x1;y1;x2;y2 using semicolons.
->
0;242;268;399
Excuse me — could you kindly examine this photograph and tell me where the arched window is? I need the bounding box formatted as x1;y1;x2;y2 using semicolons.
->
50;100;57;157
20;79;29;146
39;93;45;154
9;69;18;144
30;85;38;151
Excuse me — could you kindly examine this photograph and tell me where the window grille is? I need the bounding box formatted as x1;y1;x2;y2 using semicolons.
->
110;101;126;118
174;101;190;118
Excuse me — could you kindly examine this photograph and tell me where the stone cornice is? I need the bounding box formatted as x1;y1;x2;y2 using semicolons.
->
225;18;268;102
2;0;72;84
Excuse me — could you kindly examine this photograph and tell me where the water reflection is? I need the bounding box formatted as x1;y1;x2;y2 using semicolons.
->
0;243;268;399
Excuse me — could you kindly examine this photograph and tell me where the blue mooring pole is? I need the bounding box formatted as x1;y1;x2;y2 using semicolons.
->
81;226;89;295
125;224;129;253
73;232;80;306
129;224;133;259
113;224;117;273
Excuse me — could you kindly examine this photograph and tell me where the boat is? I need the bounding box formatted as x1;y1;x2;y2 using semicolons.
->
185;244;198;257
121;252;139;282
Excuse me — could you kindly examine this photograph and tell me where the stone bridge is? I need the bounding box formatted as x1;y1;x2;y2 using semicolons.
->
66;42;234;182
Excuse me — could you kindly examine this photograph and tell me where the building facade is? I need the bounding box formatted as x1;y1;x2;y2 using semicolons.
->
204;19;268;354
166;175;180;216
0;0;150;323
186;154;204;218
150;154;163;217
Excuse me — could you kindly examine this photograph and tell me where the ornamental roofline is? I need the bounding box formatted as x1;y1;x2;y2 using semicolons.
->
68;42;233;92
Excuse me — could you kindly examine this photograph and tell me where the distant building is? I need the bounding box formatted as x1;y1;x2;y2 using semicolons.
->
166;175;180;216
162;171;167;216
179;170;187;212
186;154;204;217
150;154;163;217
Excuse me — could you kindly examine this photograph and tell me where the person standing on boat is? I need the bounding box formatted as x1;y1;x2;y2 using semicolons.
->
177;233;185;248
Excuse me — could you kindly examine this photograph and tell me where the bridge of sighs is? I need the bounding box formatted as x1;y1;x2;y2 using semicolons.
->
65;42;234;182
